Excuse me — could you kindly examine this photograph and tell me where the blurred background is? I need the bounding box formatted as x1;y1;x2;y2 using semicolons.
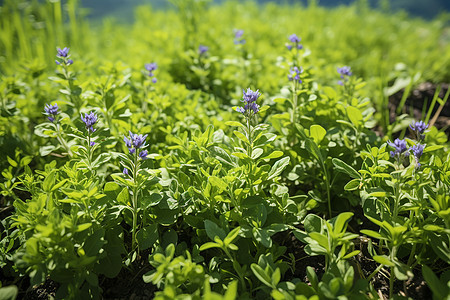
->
78;0;450;21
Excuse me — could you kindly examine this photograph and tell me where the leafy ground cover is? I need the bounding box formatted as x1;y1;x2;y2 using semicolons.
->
1;0;450;299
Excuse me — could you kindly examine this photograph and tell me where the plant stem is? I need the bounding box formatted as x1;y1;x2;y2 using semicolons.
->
55;123;72;157
322;162;332;217
393;170;401;218
366;264;384;281
131;150;139;252
87;131;93;174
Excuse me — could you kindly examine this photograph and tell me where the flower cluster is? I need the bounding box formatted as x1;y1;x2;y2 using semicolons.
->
388;121;429;168
234;29;246;45
286;34;303;51
288;66;303;83
145;63;158;83
410;120;428;141
124;131;148;159
44;103;60;122
337;66;352;86
198;45;209;55
81;111;98;133
410;144;425;168
388;138;409;160
55;47;73;66
236;88;261;116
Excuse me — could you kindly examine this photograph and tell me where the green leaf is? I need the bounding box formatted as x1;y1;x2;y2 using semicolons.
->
272;97;289;104
224;281;238;300
42;170;56;192
76;223;92;232
84;228;105;257
306;266;319;290
208;176;227;193
86;272;98;287
7;156;17;167
261;150;283;160
136;224;158;250
332;158;361;179
310;125;326;144
232;152;249;160
422;265;448;299
225;121;244;127
117;187;130;205
199;242;221;251
0;286;18;300
360;229;385;240
304;214;323;233
373;255;395;267
423;224;444;232
342;250;360;259
268;157;290;180
251;148;264;159
346;106;363;127
204;220;226;241
305;139;323;163
251;263;274;288
369;191;387;197
323;86;337;99
344;179;360;191
309;232;329;250
253;228;272;248
39;145;57;156
224;226;241;245
234;130;249;144
423;145;444;153
333;212;353;235
272;268;281;286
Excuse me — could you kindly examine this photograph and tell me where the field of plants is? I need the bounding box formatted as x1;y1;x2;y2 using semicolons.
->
1;0;450;299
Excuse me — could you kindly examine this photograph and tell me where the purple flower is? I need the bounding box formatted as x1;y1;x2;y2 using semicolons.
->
411;144;425;159
337;66;352;78
243;88;261;104
234;29;246;45
410;121;428;141
152;78;157;84
337;66;352;85
237;88;261;116
139;150;148;160
145;63;157;73
286;34;302;51
288;66;303;83
123;168;129;176
199;45;209;55
55;47;73;66
289;34;301;43
124;131;148;157
388;138;409;160
410;144;425;168
44;103;59;122
90;141;95;146
57;47;69;58
81;111;98;133
145;63;158;82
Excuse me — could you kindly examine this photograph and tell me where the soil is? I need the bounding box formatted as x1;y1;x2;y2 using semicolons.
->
389;82;450;136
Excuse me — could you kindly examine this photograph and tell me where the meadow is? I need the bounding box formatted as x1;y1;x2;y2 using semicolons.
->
0;0;450;299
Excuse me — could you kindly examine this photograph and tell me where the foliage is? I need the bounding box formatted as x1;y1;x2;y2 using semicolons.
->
0;0;450;299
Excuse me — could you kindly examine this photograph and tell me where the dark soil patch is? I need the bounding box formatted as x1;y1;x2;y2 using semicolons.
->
389;82;450;136
100;258;156;300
